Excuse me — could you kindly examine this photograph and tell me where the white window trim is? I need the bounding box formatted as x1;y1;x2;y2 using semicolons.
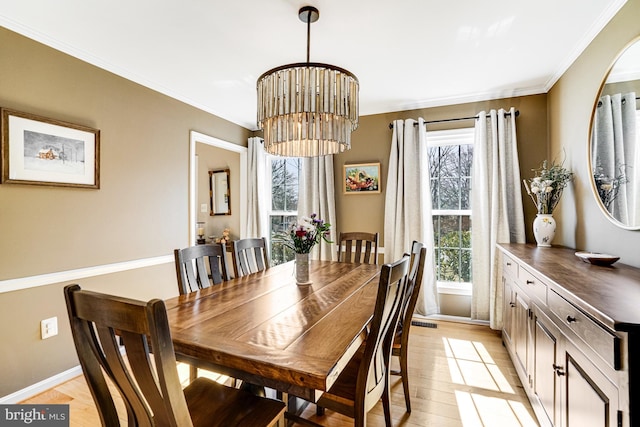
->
426;127;474;293
265;154;300;219
426;127;475;147
265;155;302;265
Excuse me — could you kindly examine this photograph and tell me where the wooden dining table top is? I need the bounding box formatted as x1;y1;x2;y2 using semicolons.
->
164;260;381;401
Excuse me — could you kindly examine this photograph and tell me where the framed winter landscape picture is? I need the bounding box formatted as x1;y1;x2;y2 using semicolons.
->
343;162;381;194
1;109;100;188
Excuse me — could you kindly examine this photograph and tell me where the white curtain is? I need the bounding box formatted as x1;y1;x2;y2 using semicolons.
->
384;118;438;316
298;156;338;261
245;137;267;239
471;108;525;329
592;92;638;225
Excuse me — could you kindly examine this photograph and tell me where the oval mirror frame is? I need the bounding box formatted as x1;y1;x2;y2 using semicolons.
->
588;36;640;230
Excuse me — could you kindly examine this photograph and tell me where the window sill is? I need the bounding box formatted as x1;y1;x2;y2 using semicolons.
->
437;282;472;296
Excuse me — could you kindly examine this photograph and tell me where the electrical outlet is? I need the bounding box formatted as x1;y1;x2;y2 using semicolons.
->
41;316;58;339
200;203;208;213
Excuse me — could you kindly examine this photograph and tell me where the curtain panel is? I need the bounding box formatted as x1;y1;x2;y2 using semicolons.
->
246;137;268;240
471;108;525;329
384;118;439;316
298;156;338;261
592;92;638;225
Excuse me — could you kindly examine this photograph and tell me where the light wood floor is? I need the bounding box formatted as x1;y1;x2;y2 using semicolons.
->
21;320;539;426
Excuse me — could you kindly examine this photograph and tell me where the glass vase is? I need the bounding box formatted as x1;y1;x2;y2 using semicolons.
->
295;253;312;286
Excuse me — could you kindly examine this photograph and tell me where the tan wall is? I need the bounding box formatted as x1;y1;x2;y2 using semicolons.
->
0;27;250;396
333;94;549;248
196;144;241;240
548;0;640;266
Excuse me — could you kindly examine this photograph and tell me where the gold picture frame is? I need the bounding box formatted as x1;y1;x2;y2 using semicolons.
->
1;108;100;188
343;162;381;194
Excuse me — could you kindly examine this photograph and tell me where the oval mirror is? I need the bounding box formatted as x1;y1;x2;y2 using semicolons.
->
589;37;640;229
209;169;231;215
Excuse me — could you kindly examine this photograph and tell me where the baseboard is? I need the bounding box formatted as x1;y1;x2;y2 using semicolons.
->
0;365;82;404
417;313;490;326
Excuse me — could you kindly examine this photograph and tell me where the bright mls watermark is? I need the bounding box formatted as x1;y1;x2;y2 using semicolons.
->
0;405;69;426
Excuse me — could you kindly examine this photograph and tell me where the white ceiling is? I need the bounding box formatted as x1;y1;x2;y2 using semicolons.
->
0;0;628;131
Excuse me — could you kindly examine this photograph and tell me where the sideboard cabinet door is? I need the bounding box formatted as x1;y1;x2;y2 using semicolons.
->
514;290;532;383
533;306;562;427
562;339;619;427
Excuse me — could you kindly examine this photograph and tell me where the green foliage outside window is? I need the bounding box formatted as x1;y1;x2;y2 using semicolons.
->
270;215;297;266
435;225;472;282
429;141;473;284
269;158;301;266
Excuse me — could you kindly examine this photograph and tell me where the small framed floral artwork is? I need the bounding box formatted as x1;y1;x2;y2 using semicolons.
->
1;108;100;188
343;162;380;194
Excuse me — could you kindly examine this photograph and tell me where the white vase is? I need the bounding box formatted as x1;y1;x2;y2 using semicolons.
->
295;253;312;285
533;214;556;247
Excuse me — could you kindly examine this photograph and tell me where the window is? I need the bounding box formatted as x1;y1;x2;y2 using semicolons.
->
267;157;302;266
427;128;474;288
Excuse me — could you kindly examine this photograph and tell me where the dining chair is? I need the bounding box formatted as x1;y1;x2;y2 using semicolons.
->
231;237;269;277
314;254;410;427
337;232;379;265
392;241;427;413
174;243;234;383
63;284;285;427
174;243;230;295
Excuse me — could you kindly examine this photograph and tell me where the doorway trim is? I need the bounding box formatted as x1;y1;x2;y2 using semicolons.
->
189;131;247;245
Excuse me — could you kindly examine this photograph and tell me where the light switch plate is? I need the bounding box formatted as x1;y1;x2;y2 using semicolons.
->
41;316;58;339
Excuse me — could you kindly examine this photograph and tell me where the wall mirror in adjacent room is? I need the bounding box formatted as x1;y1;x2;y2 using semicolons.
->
589;36;640;230
209;169;231;215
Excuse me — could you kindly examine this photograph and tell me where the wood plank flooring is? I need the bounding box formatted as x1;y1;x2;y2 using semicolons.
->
21;320;539;426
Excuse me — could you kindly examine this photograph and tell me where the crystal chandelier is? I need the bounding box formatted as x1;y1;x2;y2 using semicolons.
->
256;6;359;157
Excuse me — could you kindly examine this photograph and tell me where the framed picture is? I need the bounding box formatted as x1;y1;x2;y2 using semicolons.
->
1;108;100;188
343;162;381;194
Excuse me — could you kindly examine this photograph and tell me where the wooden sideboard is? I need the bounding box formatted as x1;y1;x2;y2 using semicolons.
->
498;243;640;427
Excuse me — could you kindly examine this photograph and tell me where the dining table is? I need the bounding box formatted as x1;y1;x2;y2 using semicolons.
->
164;259;381;405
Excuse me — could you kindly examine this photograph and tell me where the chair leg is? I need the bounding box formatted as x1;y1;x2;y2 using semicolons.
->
315;405;325;416
382;382;392;427
189;365;197;383
400;349;411;413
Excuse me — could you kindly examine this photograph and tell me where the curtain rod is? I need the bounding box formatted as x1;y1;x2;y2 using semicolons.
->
388;110;519;129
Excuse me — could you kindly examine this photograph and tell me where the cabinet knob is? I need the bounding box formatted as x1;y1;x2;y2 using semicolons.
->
506;262;512;266
526;280;534;285
510;302;516;308
566;316;577;324
553;364;565;376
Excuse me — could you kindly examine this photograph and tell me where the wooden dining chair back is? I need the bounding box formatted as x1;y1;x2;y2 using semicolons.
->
174;243;230;295
337;232;379;265
315;255;410;427
63;284;285;427
231;237;269;277
174;243;231;382
392;241;427;413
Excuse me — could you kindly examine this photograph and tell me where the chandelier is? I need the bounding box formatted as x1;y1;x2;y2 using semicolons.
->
256;6;359;157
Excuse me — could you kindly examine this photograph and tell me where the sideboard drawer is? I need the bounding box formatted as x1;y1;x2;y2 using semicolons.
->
503;253;518;279
518;266;547;304
548;290;620;370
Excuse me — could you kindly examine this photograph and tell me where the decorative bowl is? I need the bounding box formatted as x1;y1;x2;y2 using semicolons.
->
575;251;620;266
